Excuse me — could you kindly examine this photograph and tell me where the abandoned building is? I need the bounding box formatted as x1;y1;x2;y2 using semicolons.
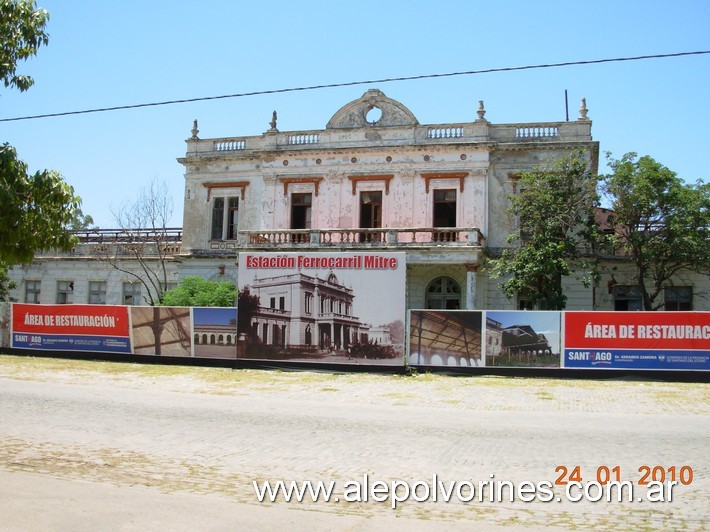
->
7;89;708;312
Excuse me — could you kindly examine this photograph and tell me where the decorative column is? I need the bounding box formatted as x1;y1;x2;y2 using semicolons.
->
465;263;480;309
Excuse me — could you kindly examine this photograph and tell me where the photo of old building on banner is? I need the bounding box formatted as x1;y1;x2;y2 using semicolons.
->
485;311;561;367
238;252;406;365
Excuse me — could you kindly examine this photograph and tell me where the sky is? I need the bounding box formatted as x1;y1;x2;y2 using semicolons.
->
1;0;708;228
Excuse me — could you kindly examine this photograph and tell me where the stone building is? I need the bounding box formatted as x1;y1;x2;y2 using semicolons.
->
7;89;709;311
177;89;598;310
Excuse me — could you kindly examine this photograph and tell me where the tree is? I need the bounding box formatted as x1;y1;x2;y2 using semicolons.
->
161;276;236;307
0;0;49;92
487;152;601;310
0;144;82;263
237;287;260;342
385;319;404;344
0;144;83;300
602;153;710;310
100;178;177;306
0;2;84;301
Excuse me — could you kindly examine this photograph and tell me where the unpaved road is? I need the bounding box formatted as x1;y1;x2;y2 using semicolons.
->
0;355;708;530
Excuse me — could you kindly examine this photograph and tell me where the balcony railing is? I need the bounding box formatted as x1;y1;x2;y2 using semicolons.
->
242;227;485;247
72;228;183;244
183;120;591;157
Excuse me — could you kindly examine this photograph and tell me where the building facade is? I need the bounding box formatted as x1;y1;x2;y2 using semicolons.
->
246;271;368;352
7;89;709;311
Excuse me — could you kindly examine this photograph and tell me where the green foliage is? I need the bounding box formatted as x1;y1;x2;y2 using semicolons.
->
69;211;95;230
0;0;49;92
602;152;710;310
0;143;83;265
160;276;236;307
0;265;17;301
487;152;601;310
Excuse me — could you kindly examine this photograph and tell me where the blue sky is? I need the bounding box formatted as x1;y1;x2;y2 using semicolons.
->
193;307;237;326
1;0;708;227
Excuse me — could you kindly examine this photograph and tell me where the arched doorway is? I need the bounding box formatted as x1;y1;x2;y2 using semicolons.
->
426;276;461;309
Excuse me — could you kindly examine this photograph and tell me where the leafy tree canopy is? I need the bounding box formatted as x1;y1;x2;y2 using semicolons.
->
0;0;49;92
0;143;83;264
161;276;237;307
487;152;601;310
602;152;709;310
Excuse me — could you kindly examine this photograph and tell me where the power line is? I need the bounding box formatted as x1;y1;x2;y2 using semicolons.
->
2;50;708;123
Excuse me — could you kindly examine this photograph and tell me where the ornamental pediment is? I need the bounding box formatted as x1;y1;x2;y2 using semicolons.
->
326;89;419;129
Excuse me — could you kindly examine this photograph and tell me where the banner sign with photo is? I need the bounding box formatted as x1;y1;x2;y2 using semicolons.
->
192;307;238;359
409;310;484;367
564;311;710;370
484;311;562;368
11;303;131;353
130;306;192;357
408;310;561;369
238;252;406;365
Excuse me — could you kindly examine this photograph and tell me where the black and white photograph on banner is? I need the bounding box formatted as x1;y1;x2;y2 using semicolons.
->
485;311;562;367
193;307;238;359
238;252;406;365
408;310;484;367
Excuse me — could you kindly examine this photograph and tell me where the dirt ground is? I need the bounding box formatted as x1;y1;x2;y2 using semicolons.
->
0;354;708;531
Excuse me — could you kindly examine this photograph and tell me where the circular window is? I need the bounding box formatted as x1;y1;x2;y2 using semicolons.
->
426;276;461;309
366;106;382;124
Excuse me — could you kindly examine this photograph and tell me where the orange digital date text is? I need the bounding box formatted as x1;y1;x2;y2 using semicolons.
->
554;465;693;486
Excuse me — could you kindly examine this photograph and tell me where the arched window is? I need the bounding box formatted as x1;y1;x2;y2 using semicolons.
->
426;276;461;309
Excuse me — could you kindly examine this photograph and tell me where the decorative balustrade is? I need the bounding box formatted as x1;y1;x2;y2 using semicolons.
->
72;228;183;244
515;126;559;139
288;133;319;145
258;306;291;317
194;121;587;154
243;227;484;247
427;126;464;139
214;139;246;151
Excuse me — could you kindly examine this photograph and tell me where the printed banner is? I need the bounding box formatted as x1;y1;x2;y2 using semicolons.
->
564;311;710;370
484;311;562;368
11;303;131;353
408;310;561;368
193;307;238;359
130;306;192;356
238;252;406;365
409;310;484;367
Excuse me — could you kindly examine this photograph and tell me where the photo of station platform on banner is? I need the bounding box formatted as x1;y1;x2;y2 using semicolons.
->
564;311;710;371
238;252;406;365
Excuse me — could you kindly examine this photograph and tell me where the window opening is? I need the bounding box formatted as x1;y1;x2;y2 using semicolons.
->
433;188;457;241
359;190;382;242
426;276;461;309
613;285;642;311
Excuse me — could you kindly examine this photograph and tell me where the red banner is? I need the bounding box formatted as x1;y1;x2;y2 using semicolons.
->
565;312;710;350
13;304;130;337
